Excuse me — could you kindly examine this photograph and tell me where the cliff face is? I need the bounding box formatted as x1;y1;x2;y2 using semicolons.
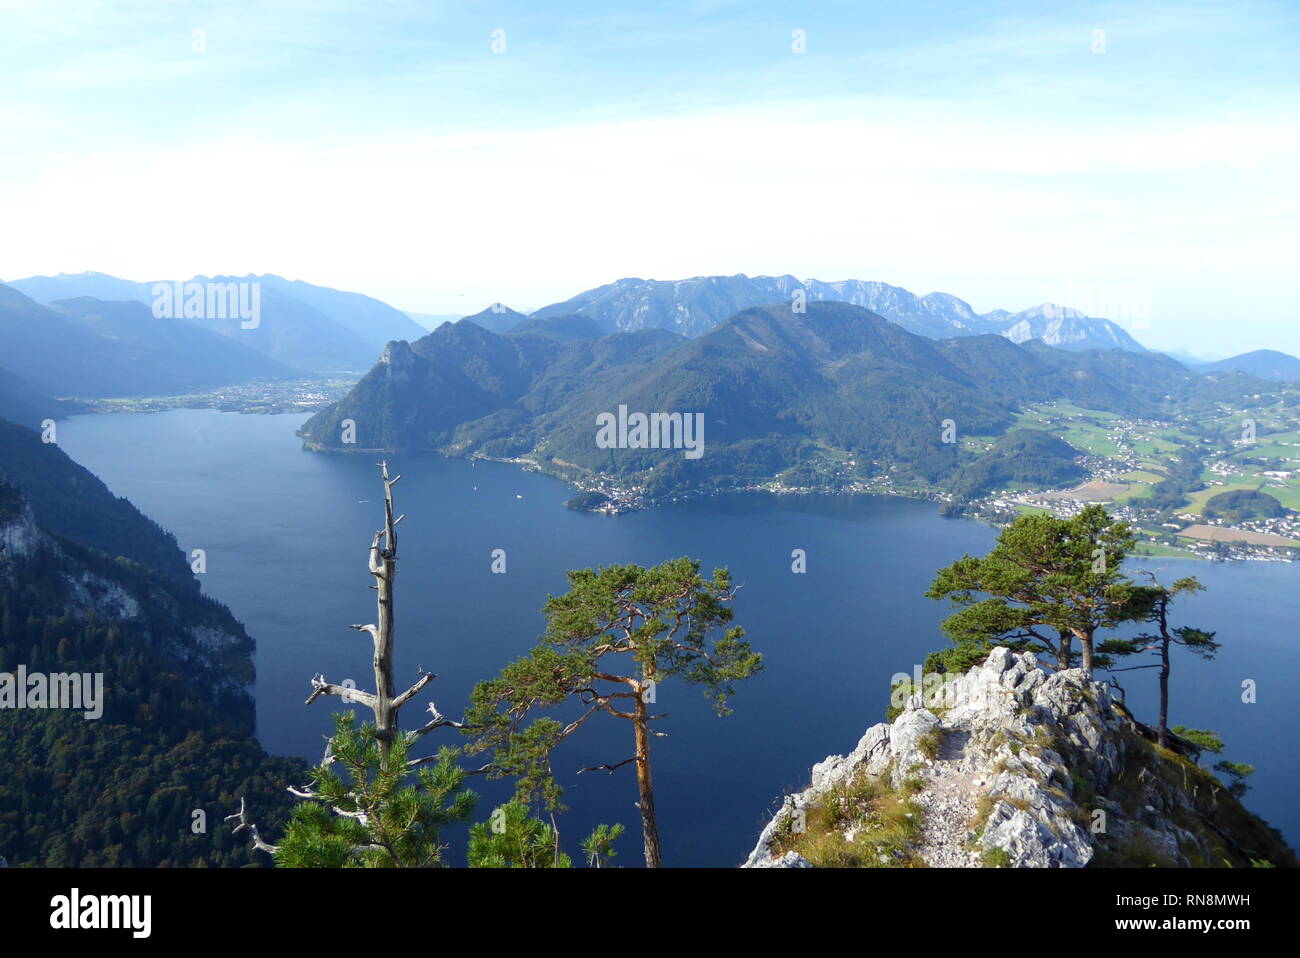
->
0;493;256;725
0;417;195;584
745;648;1296;868
0;498;41;561
0;481;305;867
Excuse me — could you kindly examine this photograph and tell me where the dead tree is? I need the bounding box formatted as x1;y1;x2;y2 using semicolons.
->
303;461;462;768
228;461;467;857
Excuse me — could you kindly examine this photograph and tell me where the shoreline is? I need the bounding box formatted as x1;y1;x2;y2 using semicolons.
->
303;439;1299;564
63;403;1296;565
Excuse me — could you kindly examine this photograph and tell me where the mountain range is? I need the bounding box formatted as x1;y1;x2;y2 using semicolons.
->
8;269;1296;409
529;274;1149;351
5;271;428;376
300;300;1279;500
0;283;290;399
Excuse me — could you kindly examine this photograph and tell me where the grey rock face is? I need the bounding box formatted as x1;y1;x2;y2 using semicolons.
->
0;501;247;705
530;275;1149;351
0;503;41;560
750;851;813;868
743;648;1141;868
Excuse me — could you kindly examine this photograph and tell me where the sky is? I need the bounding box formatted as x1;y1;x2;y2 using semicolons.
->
1;0;1297;357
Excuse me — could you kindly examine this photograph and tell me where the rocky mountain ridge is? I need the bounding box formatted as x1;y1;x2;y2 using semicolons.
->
531;273;1147;351
744;648;1296;868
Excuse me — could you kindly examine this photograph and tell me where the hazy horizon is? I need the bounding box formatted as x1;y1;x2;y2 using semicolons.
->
0;265;1272;362
3;1;1296;353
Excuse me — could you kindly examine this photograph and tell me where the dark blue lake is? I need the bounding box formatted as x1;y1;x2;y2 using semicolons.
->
58;409;1300;865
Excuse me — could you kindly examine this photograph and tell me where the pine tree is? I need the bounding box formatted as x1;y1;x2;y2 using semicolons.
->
273;713;474;867
926;505;1139;675
464;558;760;867
466;801;571;868
1099;574;1218;747
581;822;625;868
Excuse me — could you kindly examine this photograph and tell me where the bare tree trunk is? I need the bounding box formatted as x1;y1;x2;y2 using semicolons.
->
550;809;561;869
370;462;400;766
1080;628;1094;676
1157;642;1170;748
633;689;663;868
234;461;456;858
1157;596;1171;748
305;462;416;767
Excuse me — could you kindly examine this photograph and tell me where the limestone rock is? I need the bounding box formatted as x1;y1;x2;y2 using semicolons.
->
743;647;1295;868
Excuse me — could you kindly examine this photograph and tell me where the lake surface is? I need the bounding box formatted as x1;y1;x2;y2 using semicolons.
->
58;409;1300;865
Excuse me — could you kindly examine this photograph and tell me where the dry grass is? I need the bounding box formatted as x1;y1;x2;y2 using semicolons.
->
771;768;926;868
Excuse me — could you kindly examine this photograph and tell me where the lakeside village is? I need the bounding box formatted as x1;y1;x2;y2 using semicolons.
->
534;412;1300;564
70;378;357;415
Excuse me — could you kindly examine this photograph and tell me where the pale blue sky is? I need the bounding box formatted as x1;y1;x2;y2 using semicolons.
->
1;0;1297;355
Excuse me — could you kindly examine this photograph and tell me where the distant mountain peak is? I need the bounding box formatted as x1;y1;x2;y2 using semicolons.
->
979;302;1143;352
530;274;1147;351
1197;348;1300;382
1009;303;1090;320
456;303;528;334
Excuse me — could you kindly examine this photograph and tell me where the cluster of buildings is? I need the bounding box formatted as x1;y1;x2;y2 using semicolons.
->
965;414;1300;562
81;379;351;415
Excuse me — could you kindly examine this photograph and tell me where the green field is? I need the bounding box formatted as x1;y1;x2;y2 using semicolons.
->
1236;444;1300;460
1130;437;1182;456
1180;483;1298;515
1015;402;1194;460
1131;542;1201;559
1116;483;1155;504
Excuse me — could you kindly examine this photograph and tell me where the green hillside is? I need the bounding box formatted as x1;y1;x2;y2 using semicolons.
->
300;301;1270;501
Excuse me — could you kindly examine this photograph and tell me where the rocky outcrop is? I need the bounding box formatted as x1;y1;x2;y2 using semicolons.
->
0;500;41;561
0;489;255;719
744;648;1297;868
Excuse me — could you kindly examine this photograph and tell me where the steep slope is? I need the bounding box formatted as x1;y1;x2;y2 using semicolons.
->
0;417;193;582
300;301;1212;499
298;314;682;454
745;648;1296;868
1197;349;1300;382
0;414;308;865
0;478;303;866
796;279;988;338
0;364;60;429
529;302;1015;487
